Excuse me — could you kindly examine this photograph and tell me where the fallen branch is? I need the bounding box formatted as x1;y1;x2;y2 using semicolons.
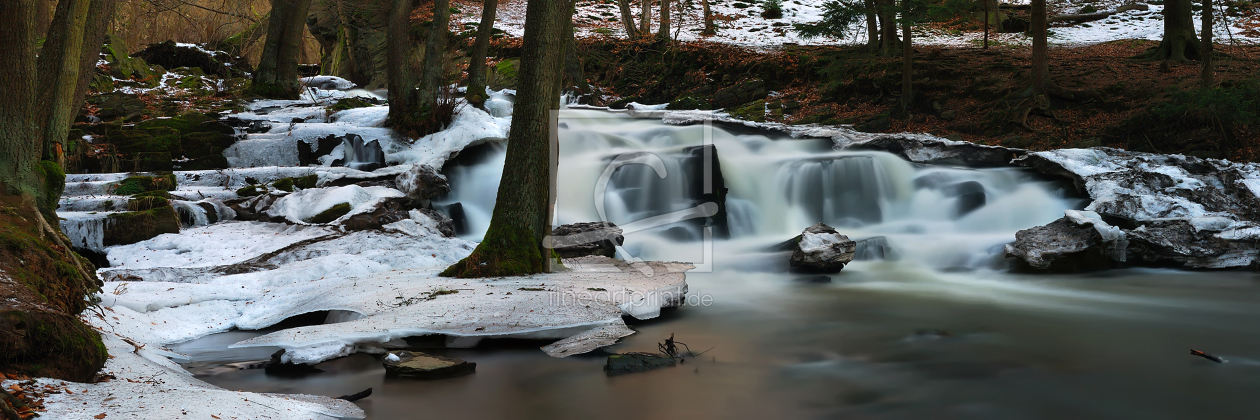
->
1190;349;1223;363
336;388;373;402
1050;4;1149;24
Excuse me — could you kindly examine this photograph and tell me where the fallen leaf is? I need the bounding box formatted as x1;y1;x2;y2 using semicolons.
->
94;414;107;419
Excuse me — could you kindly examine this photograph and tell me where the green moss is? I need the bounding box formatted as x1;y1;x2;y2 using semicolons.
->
0;310;108;382
306;203;352;224
33;161;65;217
329;97;374;112
236;185;265;197
104;206;181;246
131;190;172;199
440;223;545;278
113;174;177;195
127;196;169;212
271;175;318;192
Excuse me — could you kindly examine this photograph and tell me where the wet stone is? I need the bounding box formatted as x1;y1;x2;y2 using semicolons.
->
382;351;476;379
604;352;677;376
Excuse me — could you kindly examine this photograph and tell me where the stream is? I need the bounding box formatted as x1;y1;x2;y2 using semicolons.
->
172;110;1260;418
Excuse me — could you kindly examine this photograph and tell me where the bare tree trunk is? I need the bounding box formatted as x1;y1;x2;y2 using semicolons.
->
466;0;499;108
902;10;912;113
442;0;571;278
702;0;715;36
865;0;879;50
617;0;640;38
876;0;900;56
564;2;589;97
254;0;315;99
1143;0;1200;61
640;0;652;37
386;0;420;127
658;0;671;40
1030;0;1049;95
1201;0;1214;86
415;0;451;131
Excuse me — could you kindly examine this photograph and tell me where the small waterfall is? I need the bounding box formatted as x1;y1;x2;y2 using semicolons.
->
60;213;109;252
437;110;1075;271
340;134;385;172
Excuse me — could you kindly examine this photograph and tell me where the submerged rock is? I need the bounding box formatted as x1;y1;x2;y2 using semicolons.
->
789;223;857;273
604;352;677;376
382;351;476;379
549;222;625;258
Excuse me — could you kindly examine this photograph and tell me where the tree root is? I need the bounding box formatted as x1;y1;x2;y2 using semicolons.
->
1;389;24;420
30;207;98;287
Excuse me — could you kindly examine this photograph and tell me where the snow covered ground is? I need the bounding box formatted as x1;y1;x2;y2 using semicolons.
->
461;0;1258;49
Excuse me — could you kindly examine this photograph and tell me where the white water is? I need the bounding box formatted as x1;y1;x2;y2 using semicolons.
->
439;110;1079;271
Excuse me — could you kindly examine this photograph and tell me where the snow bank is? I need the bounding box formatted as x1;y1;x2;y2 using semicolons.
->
265;185;403;224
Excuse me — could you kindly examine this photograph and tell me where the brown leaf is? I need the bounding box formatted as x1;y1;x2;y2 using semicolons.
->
94;414;107;419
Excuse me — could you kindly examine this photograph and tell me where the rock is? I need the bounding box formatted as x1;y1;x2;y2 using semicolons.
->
341;198;413;231
271;175;318;192
306;203;352;224
847;135;1025;168
297;134;345;167
710;79;767;109
264;350;322;377
1004;210;1126;272
132;40;251;78
789;223;857;273
104;206;182;247
943;181;986;217
436;202;468;236
395;164;449;203
382;351;476;379
550;222;625;258
85;93;149;122
681;144;731;238
604;352;677;376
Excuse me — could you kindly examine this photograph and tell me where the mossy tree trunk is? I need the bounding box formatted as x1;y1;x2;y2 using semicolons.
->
618;0;641;38
442;0;571;278
0;0;107;383
386;0;420;128
466;0;500;108
38;0;114;169
1142;0;1200;62
253;0;314;99
1201;0;1214;86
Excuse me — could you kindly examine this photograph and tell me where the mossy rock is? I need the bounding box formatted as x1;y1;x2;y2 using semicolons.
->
113;174;177;195
105;33;155;81
306;202;352;224
104;206;181;246
85;92;150;122
489;59;519;90
667;95;712;110
1;310;107;382
272;175;318;192
729;100;768;122
131;190;173;200
329;97;374;112
236;185;265;197
127;196;169;212
135;113;235;136
178;132;235;170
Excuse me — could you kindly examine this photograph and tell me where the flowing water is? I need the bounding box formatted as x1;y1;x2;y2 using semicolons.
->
177;111;1260;418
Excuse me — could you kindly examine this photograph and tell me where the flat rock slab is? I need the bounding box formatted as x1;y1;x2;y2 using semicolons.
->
605;352;677;376
383;351;475;379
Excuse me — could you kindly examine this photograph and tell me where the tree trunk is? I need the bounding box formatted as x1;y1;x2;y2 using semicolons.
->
37;0;91;167
640;0;652;37
702;0;715;36
865;0;879;51
1030;0;1049;95
466;0;499;108
617;0;640;38
876;0;900;56
564;3;589;97
1144;0;1200;61
902;11;913;113
414;0;451;132
659;0;671;40
253;0;315;99
1201;0;1214;86
983;0;990;49
0;0;108;383
386;0;420;127
442;0;570;278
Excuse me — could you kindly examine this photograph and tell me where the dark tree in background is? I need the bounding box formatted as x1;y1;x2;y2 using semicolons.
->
466;0;500;108
617;0;641;38
659;0;672;40
387;0;453;135
387;0;420;126
1201;0;1215;86
1141;0;1201;61
443;0;573;278
253;0;314;98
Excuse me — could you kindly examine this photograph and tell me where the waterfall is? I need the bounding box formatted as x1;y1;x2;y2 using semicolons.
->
341;134;385;172
437;110;1075;271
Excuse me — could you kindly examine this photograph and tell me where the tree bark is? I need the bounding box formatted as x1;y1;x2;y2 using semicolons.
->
415;0;452;131
659;0;671;40
1144;0;1200;61
640;0;652;37
865;0;879;50
37;0;92;167
1;0;41;201
902;9;913;113
442;0;571;278
876;0;900;56
702;0;715;36
466;0;499;108
564;2;589;97
1201;0;1214;86
253;0;315;99
386;0;420;127
617;0;640;38
1030;0;1050;95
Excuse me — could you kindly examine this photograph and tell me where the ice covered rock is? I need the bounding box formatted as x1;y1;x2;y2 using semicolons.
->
301;75;357;90
1005;210;1126;271
382;351;476;379
1012;148;1260;270
394;164;449;203
265;185;403;225
789;223;856;273
847;135;1026;168
549;222;625;258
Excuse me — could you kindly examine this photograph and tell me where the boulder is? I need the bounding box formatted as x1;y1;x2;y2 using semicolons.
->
382;351;475;379
604;352;677;376
103;206;181;246
132;40;251;78
789;223;856;273
395;164;450;203
1004;210;1126;272
342;198;423;232
550;222;625;258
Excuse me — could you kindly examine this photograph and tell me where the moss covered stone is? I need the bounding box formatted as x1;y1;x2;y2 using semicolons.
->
33;161;65;217
236;185;265;197
113;174;177;195
329;97;374;112
104;206;181;246
127;196;169;212
306;203;352;224
271;175;318;192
